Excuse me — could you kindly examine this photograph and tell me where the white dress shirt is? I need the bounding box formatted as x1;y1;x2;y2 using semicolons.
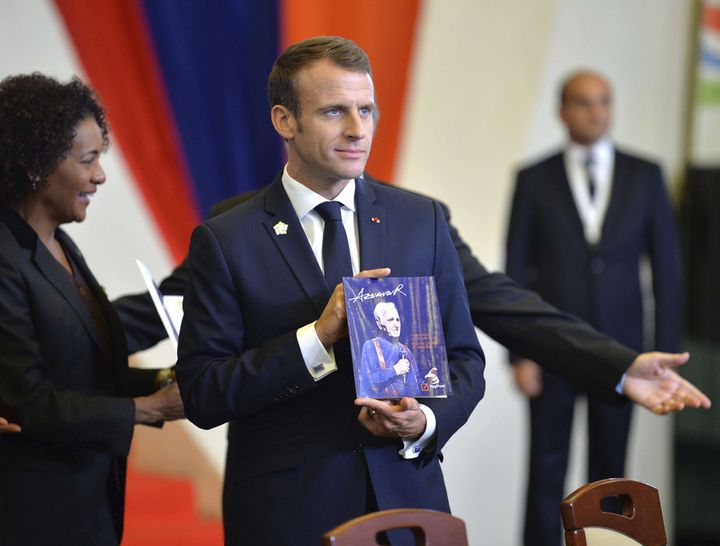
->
564;138;614;245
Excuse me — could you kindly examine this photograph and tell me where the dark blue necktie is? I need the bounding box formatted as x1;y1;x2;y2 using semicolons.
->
585;152;596;200
315;201;353;289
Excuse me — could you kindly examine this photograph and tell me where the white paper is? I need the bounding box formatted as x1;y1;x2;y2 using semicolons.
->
135;259;183;352
162;295;184;338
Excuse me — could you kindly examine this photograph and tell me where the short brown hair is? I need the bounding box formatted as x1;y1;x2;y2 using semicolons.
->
268;36;372;118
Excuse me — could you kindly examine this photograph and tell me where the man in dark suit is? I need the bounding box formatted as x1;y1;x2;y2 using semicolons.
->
174;36;486;546
505;70;683;546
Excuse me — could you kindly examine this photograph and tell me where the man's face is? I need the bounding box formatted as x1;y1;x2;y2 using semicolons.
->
378;307;401;338
278;58;375;194
559;74;612;146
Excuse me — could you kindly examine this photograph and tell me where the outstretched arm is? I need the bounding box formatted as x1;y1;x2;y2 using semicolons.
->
623;352;711;414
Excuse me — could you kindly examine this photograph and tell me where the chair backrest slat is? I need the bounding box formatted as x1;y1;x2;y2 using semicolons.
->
561;478;667;546
321;508;468;546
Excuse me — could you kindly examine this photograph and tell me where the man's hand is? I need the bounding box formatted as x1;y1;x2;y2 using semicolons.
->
393;358;410;376
0;417;21;433
513;358;543;398
355;397;426;440
425;367;440;386
624;352;712;414
315;268;391;348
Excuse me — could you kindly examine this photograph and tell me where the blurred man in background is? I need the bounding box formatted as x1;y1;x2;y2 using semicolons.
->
505;70;682;546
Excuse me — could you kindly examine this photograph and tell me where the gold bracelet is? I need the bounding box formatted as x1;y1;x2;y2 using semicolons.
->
155;368;176;390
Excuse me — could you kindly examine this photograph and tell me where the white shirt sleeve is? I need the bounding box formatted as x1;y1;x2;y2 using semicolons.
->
296;321;338;381
398;403;437;459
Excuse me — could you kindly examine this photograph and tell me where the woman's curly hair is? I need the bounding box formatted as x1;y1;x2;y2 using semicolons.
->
0;73;109;205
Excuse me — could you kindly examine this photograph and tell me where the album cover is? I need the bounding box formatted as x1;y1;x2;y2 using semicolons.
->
343;276;451;399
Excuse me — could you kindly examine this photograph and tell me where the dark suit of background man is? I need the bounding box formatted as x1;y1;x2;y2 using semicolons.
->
505;70;682;546
175;36;486;546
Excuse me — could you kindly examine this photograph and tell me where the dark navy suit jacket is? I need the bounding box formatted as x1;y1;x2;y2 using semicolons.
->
175;175;486;546
506;148;681;354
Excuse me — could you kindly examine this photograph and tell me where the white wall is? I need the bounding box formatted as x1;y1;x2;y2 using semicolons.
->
1;1;694;544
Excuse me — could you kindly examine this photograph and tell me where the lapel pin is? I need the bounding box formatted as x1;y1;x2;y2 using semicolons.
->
371;216;381;224
273;221;288;235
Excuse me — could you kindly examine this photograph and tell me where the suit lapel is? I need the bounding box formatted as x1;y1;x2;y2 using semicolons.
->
0;205;108;358
599;150;630;247
355;179;385;270
33;230;106;353
551;154;587;243
259;177;387;313
56;230;126;386
261;178;329;316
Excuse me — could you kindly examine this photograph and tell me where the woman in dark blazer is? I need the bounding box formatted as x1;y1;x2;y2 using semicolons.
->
0;74;184;546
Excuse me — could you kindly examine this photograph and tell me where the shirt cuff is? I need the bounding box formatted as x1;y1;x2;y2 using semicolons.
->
297;321;337;381
616;373;627;395
398;404;436;459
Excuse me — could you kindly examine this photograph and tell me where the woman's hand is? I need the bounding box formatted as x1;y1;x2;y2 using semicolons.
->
134;383;185;424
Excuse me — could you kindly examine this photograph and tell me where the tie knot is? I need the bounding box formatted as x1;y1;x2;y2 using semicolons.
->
315;201;343;222
585;152;595;169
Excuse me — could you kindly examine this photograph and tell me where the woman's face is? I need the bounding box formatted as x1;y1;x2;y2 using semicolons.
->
39;116;106;226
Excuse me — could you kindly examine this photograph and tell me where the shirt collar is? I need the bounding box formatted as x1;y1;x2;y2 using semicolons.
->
281;165;357;220
566;137;613;167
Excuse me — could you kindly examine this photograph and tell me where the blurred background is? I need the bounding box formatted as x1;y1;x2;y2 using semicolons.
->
2;0;718;544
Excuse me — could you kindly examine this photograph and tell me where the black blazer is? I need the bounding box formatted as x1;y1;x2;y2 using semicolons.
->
116;181;636;405
506;149;682;355
0;205;157;545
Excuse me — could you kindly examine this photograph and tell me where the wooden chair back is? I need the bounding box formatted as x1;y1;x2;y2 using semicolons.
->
321;508;468;546
561;478;667;546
